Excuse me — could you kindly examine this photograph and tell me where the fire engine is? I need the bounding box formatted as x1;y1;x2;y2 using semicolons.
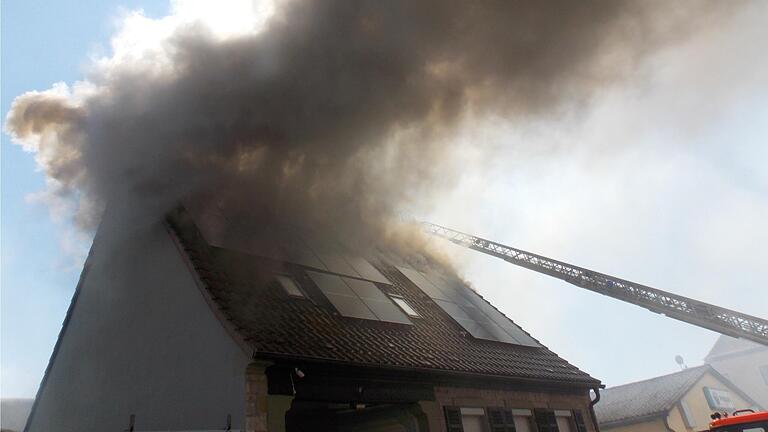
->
710;410;768;432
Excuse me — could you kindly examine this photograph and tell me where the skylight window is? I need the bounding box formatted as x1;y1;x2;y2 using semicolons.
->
390;295;420;318
276;275;305;298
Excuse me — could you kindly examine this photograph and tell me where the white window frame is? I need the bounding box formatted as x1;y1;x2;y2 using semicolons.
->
275;274;307;299
511;409;535;432
389;294;420;317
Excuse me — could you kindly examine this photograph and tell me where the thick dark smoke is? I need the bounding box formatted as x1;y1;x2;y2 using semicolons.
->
6;0;735;256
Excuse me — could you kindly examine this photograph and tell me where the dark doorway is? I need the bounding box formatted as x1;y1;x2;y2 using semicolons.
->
286;401;426;432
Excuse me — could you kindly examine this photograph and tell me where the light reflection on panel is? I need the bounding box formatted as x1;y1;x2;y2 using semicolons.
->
398;267;541;347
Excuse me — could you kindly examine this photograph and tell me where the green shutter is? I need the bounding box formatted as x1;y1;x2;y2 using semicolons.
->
488;408;506;432
444;406;464;432
488;408;517;432
534;409;559;432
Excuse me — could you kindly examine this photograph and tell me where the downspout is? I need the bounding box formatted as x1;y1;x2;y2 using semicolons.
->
590;388;601;432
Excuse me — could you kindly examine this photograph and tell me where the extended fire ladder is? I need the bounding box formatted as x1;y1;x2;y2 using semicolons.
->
422;222;768;346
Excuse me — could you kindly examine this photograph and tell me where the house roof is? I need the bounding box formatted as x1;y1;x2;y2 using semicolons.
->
167;209;601;388
595;364;763;428
705;335;766;362
594;365;711;427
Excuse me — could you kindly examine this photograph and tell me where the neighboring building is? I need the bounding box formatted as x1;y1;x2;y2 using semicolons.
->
23;207;603;432
1;398;34;432
595;365;761;432
705;335;768;409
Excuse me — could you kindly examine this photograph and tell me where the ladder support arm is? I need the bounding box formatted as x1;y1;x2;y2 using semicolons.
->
422;222;768;346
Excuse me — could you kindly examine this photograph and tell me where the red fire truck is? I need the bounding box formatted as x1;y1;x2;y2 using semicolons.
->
710;410;768;432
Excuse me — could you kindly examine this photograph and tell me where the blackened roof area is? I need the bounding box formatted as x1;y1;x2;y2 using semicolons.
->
168;210;600;388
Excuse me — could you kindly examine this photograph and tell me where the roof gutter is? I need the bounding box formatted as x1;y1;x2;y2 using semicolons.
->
590;387;601;432
255;351;601;392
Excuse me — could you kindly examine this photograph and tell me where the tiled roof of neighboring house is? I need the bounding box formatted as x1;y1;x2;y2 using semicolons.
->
594;366;710;427
705;335;766;362
167;210;601;388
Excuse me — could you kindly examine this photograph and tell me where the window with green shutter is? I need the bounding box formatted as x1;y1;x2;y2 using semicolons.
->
534;409;559;432
487;408;518;432
444;406;464;432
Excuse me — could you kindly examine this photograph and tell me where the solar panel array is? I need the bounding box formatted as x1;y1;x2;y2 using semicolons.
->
308;271;411;324
397;267;540;346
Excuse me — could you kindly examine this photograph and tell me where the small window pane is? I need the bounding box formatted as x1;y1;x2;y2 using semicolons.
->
460;408;487;432
276;275;304;298
391;296;420;317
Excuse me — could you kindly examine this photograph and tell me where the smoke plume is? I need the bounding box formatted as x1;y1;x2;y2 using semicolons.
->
5;0;736;256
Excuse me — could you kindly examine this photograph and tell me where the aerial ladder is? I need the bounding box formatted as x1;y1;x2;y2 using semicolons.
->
421;221;768;346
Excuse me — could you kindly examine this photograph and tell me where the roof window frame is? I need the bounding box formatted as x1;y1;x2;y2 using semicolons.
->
388;294;421;318
275;274;308;299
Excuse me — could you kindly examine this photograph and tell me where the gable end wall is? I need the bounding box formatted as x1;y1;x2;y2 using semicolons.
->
25;220;251;432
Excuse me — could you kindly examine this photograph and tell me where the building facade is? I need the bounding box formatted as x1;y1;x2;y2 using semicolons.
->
24;208;602;432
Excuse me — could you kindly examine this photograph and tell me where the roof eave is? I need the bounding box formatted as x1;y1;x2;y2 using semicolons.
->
254;350;602;391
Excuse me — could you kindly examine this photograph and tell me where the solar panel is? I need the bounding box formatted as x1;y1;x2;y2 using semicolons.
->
317;253;358;276
464;293;539;346
308;271;377;320
397;266;540;346
308;271;411;324
344;277;411;324
323;293;378;321
397;267;450;300
364;299;411;324
346;257;390;284
344;278;390;302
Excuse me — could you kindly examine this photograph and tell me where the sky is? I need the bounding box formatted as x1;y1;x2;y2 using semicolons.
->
2;0;767;399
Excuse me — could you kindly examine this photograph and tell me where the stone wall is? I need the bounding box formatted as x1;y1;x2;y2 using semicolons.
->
424;386;596;432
